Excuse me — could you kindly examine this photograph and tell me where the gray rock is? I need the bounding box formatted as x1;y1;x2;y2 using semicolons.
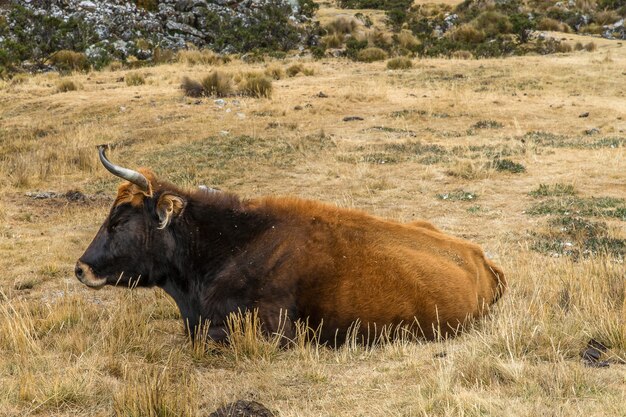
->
166;20;205;38
78;1;96;11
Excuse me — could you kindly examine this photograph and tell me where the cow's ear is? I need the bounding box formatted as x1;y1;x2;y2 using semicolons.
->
156;193;185;229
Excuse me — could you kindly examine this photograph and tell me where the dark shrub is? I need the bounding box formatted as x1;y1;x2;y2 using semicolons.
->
181;76;204;98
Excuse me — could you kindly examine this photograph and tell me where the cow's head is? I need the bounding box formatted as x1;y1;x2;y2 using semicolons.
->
75;145;186;289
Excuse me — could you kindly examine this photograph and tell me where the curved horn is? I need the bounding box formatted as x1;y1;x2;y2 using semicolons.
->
97;144;150;192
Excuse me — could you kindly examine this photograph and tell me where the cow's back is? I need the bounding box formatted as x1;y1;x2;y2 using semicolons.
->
249;197;506;342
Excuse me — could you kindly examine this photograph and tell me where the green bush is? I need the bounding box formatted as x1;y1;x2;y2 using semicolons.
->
386;57;413;69
0;5;97;71
356;47;388;62
509;13;536;43
133;0;159;11
345;38;368;60
298;0;320;18
311;46;327;60
206;0;303;53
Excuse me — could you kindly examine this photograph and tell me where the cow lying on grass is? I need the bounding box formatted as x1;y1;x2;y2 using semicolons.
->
75;145;506;345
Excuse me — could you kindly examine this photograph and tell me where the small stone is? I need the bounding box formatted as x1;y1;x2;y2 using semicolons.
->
317;91;328;98
584;127;600;135
209;400;274;417
214;99;226;107
579;112;589;118
294;105;303;110
343;116;364;122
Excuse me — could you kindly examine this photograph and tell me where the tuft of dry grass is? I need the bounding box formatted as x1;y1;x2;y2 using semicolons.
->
238;73;272;98
113;367;198;417
56;79;79;93
386;56;413;70
125;72;145;86
176;48;221;66
264;64;285;80
537;17;572;33
585;41;598;52
49;50;90;74
449;24;485;43
201;70;234;97
286;63;305;77
451;50;474;59
180;76;204;98
325;17;358;35
356;47;388;63
321;33;344;49
396;29;420;50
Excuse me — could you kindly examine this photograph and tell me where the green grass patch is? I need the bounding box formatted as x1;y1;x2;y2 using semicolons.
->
139;133;335;184
436;190;478;201
530;216;625;260
472;120;503;129
529;183;577;198
522;131;626;149
490;158;526;173
526;196;626;220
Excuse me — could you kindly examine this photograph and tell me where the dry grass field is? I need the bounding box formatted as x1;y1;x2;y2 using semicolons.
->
1;28;625;416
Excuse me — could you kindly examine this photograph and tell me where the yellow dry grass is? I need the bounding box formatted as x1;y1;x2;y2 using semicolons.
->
0;37;625;416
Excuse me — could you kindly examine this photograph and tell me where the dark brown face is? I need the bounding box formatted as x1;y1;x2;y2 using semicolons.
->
75;203;155;289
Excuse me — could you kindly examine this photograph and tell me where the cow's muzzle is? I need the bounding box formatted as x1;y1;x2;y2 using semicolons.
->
75;261;106;289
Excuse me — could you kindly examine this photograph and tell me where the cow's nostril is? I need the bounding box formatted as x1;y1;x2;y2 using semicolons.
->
75;263;84;279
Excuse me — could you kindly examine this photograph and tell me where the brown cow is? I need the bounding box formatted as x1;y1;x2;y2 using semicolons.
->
75;145;506;345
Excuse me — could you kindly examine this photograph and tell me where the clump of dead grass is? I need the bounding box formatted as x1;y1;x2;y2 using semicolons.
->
113;367;198;417
56;79;79;93
325;17;358;35
238;72;273;98
387;57;413;70
321;33;344;49
125;72;145;86
176;48;221;66
49;50;90;74
396;29;420;50
537;17;572;33
264;64;285;80
356;47;388;63
180;76;204;98
201;70;233;97
181;71;271;98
